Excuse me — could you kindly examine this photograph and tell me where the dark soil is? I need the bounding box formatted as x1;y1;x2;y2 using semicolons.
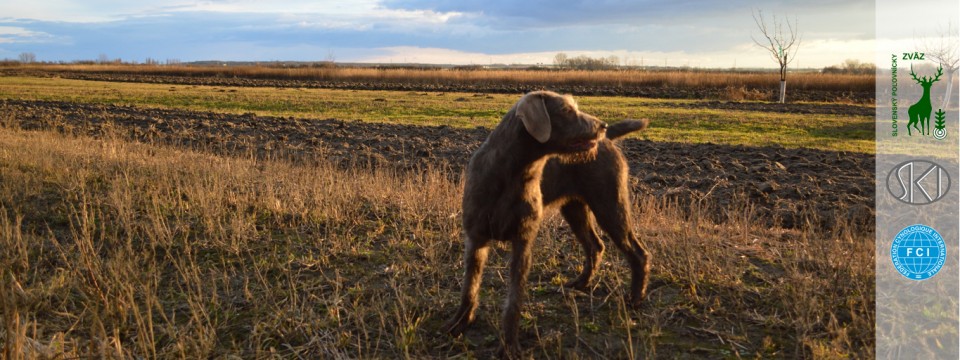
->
5;69;875;106
1;99;875;232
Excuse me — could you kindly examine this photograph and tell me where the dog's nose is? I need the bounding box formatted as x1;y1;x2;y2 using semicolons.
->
600;122;608;130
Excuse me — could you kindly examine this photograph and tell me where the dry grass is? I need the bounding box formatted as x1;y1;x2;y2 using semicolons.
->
12;63;875;92
0;124;873;358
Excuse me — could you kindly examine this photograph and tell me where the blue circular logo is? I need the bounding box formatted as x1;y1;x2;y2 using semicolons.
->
891;224;946;280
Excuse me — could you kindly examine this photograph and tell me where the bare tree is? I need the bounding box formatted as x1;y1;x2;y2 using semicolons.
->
553;52;568;69
606;55;620;69
18;52;36;63
752;9;801;103
919;22;959;109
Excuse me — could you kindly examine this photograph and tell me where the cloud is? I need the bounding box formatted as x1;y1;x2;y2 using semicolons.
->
384;0;873;29
0;1;187;22
0;1;464;28
383;0;730;24
360;41;874;69
0;1;879;67
0;26;56;44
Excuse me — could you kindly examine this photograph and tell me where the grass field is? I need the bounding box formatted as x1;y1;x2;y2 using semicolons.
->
0;69;882;358
0;125;874;358
0;76;875;153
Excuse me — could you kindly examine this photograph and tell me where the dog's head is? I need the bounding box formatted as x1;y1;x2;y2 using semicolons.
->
513;90;607;156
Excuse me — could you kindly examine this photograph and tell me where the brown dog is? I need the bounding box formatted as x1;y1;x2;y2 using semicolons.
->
446;90;651;356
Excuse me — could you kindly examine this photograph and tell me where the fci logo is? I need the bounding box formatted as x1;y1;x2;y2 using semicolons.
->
886;160;951;205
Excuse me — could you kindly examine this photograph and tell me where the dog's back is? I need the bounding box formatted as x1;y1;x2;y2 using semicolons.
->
541;119;645;206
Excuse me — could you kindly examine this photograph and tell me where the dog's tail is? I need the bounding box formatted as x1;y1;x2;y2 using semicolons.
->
606;119;649;140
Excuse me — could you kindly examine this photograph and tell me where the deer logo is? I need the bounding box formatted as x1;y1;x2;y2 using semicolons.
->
906;64;943;136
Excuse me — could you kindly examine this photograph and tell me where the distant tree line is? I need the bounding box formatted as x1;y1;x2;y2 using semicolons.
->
821;59;876;75
553;53;621;70
1;53;186;66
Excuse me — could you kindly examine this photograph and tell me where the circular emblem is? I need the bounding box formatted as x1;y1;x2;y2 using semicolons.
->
885;159;951;205
934;127;947;140
891;224;946;281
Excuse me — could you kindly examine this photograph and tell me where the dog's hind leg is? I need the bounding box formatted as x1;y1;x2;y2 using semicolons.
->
560;201;605;291
589;193;650;307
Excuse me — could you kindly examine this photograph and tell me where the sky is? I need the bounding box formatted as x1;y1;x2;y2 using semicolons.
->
0;0;903;69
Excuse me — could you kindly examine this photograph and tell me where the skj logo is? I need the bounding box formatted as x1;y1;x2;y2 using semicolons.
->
890;53;948;140
886;160;952;205
891;224;946;281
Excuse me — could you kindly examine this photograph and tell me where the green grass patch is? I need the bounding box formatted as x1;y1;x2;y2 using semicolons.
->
0;76;874;152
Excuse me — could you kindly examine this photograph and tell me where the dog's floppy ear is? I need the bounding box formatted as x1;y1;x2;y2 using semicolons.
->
515;92;551;143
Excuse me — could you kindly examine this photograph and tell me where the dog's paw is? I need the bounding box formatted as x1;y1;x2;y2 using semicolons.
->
562;277;590;291
628;291;647;309
498;342;525;360
444;313;475;337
